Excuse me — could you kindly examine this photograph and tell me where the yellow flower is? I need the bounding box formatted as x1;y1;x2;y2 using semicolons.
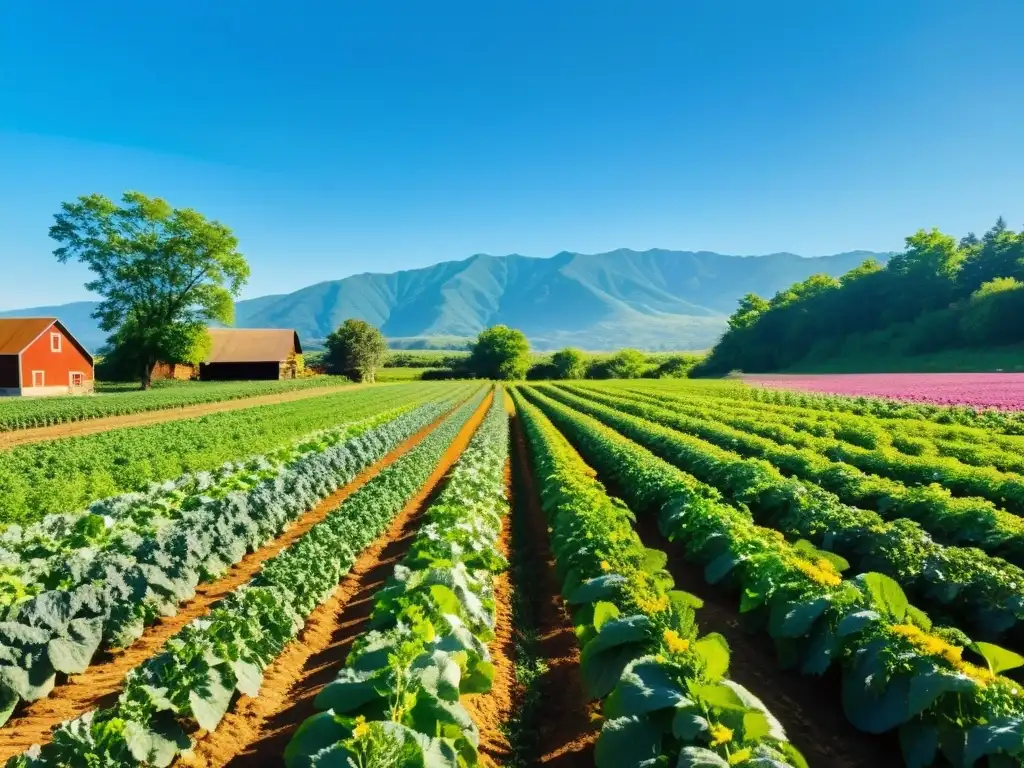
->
636;592;671;614
599;560;612;573
663;628;691;655
793;557;841;587
729;748;752;765
890;623;924;640
352;715;370;739
709;723;734;747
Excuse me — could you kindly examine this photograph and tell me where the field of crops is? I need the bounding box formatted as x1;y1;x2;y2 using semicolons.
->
1;378;1023;768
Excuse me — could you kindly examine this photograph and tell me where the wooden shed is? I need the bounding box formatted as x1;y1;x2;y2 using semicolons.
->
198;328;303;381
0;317;95;397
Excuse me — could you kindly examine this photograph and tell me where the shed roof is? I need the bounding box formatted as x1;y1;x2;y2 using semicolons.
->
0;317;58;355
205;328;301;364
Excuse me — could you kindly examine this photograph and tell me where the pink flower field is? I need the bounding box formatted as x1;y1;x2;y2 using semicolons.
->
744;373;1024;411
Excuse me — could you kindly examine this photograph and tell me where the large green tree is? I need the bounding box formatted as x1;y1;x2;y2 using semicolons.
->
551;347;588;379
324;319;388;382
468;325;530;380
51;191;249;389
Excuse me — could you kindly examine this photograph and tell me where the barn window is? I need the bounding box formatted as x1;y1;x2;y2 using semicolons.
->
32;371;45;387
50;333;62;352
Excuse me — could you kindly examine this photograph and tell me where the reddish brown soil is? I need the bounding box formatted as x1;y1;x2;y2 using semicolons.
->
632;513;904;768
0;384;362;449
180;390;494;768
509;406;598;767
0;393;466;762
461;458;516;766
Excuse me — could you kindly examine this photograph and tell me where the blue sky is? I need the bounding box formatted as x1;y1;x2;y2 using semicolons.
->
1;0;1022;309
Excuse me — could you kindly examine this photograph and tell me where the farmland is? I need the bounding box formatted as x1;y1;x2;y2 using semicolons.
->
2;378;1024;767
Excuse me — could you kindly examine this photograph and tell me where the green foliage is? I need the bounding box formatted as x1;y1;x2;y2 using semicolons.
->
590;349;647;379
551;348;587;379
50;191;250;388
468;325;530;380
697;218;1024;375
324;318;389;382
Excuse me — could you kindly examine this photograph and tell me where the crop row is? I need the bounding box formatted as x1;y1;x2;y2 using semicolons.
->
519;385;1024;767
660;378;1024;435
286;389;510;767
0;382;442;525
6;387;491;767
540;385;1024;644
512;388;808;767
622;383;1024;473
583;384;1024;566
0;377;348;433
0;386;473;729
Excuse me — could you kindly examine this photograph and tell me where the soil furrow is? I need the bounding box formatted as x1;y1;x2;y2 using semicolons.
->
0;384;362;449
0;395;465;761
180;391;494;768
630;511;904;768
508;406;597;767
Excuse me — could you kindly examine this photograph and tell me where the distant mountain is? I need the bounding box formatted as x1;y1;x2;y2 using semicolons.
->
1;248;892;352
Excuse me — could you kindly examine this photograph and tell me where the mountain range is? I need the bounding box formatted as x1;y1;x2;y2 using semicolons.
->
1;248;892;352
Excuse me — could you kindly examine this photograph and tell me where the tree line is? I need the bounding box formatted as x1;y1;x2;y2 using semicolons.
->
694;218;1024;375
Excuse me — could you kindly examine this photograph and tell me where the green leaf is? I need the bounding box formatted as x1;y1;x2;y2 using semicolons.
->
568;574;628;605
857;573;908;622
593;601;621;632
428;584;463;617
672;706;708;740
123;719;189;768
229;659;263;698
284;711;353;768
970;641;1024;675
188;673;234;731
315;668;387;713
835;609;880;638
594;715;662;768
604;657;686;718
907;671;974;717
668;590;704;612
692;633;730;680
0;661;55;702
964;717;1024;763
904;604;932;632
580;615;652;700
690;682;747;711
676;746;730;767
770;596;829;639
0;686;18;728
899;720;939;768
720;680;788;741
704;552;742;585
460;659;494;695
640;548;668;574
47;617;103;675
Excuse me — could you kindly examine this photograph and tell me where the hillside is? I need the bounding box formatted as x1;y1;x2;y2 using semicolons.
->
2;248;890;352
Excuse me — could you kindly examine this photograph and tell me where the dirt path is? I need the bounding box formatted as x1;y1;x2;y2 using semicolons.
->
508;406;597;767
631;514;903;768
0;395;466;762
180;391;494;768
0;384;363;449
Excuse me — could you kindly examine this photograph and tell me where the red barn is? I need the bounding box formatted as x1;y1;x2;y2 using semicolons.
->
0;318;95;397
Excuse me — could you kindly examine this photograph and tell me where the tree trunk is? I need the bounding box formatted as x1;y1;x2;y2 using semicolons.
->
140;360;153;390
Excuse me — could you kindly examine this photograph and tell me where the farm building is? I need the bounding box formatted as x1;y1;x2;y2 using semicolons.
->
0;317;95;397
153;328;303;382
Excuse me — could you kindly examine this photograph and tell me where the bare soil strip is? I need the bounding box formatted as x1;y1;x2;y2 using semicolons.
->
631;513;904;768
180;391;494;768
461;458;516;766
0;384;359;449
509;407;597;768
0;395;465;762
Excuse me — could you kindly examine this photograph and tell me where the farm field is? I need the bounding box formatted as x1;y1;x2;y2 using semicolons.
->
744;372;1024;412
0;377;351;434
2;379;1024;767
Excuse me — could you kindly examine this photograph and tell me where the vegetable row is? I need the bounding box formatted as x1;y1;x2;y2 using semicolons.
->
582;384;1024;567
0;382;443;525
0;377;348;433
0;386;473;729
542;385;1024;645
7;386;491;768
511;388;808;768
286;388;510;767
520;385;1024;767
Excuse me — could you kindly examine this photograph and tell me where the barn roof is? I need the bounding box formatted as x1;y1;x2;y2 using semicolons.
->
0;317;58;355
206;328;301;364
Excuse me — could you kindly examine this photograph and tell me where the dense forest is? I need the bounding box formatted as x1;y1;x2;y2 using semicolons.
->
695;218;1024;375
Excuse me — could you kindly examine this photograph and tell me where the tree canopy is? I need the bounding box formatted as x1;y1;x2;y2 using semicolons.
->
50;191;249;388
551;347;588;379
695;218;1024;375
324;319;388;382
468;325;530;380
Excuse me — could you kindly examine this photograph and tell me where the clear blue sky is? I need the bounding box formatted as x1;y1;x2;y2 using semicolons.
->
1;0;1022;309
